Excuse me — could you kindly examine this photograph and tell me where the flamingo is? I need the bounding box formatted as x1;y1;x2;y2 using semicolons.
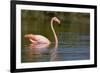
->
24;17;60;61
24;17;60;49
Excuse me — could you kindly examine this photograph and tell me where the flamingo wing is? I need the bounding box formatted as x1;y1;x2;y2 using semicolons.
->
24;34;50;49
29;35;51;49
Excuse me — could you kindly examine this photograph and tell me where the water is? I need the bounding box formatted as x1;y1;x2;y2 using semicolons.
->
21;32;90;62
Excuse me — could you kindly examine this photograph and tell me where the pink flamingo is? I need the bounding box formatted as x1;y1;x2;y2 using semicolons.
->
24;17;60;50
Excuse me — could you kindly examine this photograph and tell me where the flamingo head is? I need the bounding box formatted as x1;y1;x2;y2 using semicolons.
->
52;17;60;24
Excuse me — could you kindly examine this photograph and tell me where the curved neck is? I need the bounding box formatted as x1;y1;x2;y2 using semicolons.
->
51;19;58;49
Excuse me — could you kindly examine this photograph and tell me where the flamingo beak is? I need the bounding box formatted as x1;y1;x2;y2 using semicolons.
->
56;18;61;26
55;17;60;24
57;20;60;24
55;18;61;27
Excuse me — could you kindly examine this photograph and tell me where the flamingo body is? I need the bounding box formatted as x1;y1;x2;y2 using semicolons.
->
24;34;50;49
24;17;61;61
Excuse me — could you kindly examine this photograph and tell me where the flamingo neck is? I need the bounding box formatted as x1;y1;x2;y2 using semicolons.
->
51;19;58;49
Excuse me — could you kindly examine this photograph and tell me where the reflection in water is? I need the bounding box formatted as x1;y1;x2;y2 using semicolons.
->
50;48;59;61
22;47;50;62
22;32;90;62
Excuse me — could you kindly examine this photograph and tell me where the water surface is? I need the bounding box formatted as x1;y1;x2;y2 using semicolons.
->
22;32;90;62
